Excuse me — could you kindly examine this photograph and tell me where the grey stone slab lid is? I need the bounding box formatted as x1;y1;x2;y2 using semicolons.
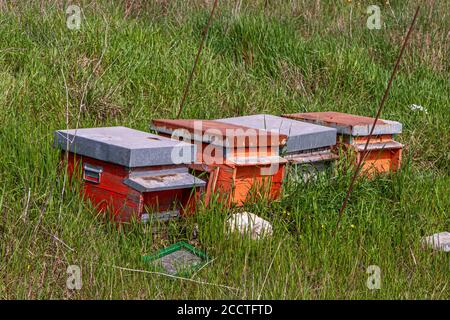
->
54;126;195;167
216;114;337;153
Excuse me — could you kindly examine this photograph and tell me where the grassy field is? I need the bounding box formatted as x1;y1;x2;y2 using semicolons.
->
0;0;448;299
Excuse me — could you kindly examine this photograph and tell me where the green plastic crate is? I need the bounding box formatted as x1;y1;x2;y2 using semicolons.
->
143;242;209;276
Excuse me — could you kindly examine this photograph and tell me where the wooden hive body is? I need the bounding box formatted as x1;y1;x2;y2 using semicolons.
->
283;112;403;175
54;127;205;223
150;119;288;207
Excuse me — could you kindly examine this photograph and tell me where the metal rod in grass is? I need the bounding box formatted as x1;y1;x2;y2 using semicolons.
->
333;7;420;236
176;0;219;119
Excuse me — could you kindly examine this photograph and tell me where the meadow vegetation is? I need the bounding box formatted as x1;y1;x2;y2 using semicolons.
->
0;0;448;299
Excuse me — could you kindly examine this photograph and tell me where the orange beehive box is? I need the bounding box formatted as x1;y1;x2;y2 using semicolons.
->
283;112;403;175
150;119;288;207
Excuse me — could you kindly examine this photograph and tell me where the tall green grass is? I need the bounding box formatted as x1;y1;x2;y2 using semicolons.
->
0;1;448;299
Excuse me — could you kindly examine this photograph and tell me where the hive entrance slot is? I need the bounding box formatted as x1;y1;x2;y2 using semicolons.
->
141;174;178;182
141;209;180;222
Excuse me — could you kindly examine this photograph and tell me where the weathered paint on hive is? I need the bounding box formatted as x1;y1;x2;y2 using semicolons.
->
349;135;403;175
149;120;288;207
282;112;404;175
150;119;287;148
284;150;339;164
59;151;203;223
283;112;402;136
212;162;286;207
356;148;402;175
54;126;195;167
216;114;336;153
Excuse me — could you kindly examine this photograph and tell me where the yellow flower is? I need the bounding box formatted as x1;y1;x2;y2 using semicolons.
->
351;224;356;228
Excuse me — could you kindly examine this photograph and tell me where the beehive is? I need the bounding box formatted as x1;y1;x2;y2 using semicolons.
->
150;119;288;207
283;112;403;175
54;126;205;223
216;114;338;179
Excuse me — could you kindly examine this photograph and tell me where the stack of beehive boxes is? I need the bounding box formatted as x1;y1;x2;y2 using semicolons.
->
53;112;403;223
150;119;288;207
283;112;403;175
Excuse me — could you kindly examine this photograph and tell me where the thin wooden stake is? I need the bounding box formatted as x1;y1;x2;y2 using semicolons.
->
176;0;219;119
333;6;420;236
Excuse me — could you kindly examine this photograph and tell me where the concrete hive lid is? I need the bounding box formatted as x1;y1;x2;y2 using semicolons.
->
150;119;288;148
54;126;195;167
283;112;402;136
216;114;337;153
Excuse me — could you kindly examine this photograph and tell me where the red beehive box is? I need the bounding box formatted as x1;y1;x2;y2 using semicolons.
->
150;119;288;207
54;126;205;223
283;112;403;175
